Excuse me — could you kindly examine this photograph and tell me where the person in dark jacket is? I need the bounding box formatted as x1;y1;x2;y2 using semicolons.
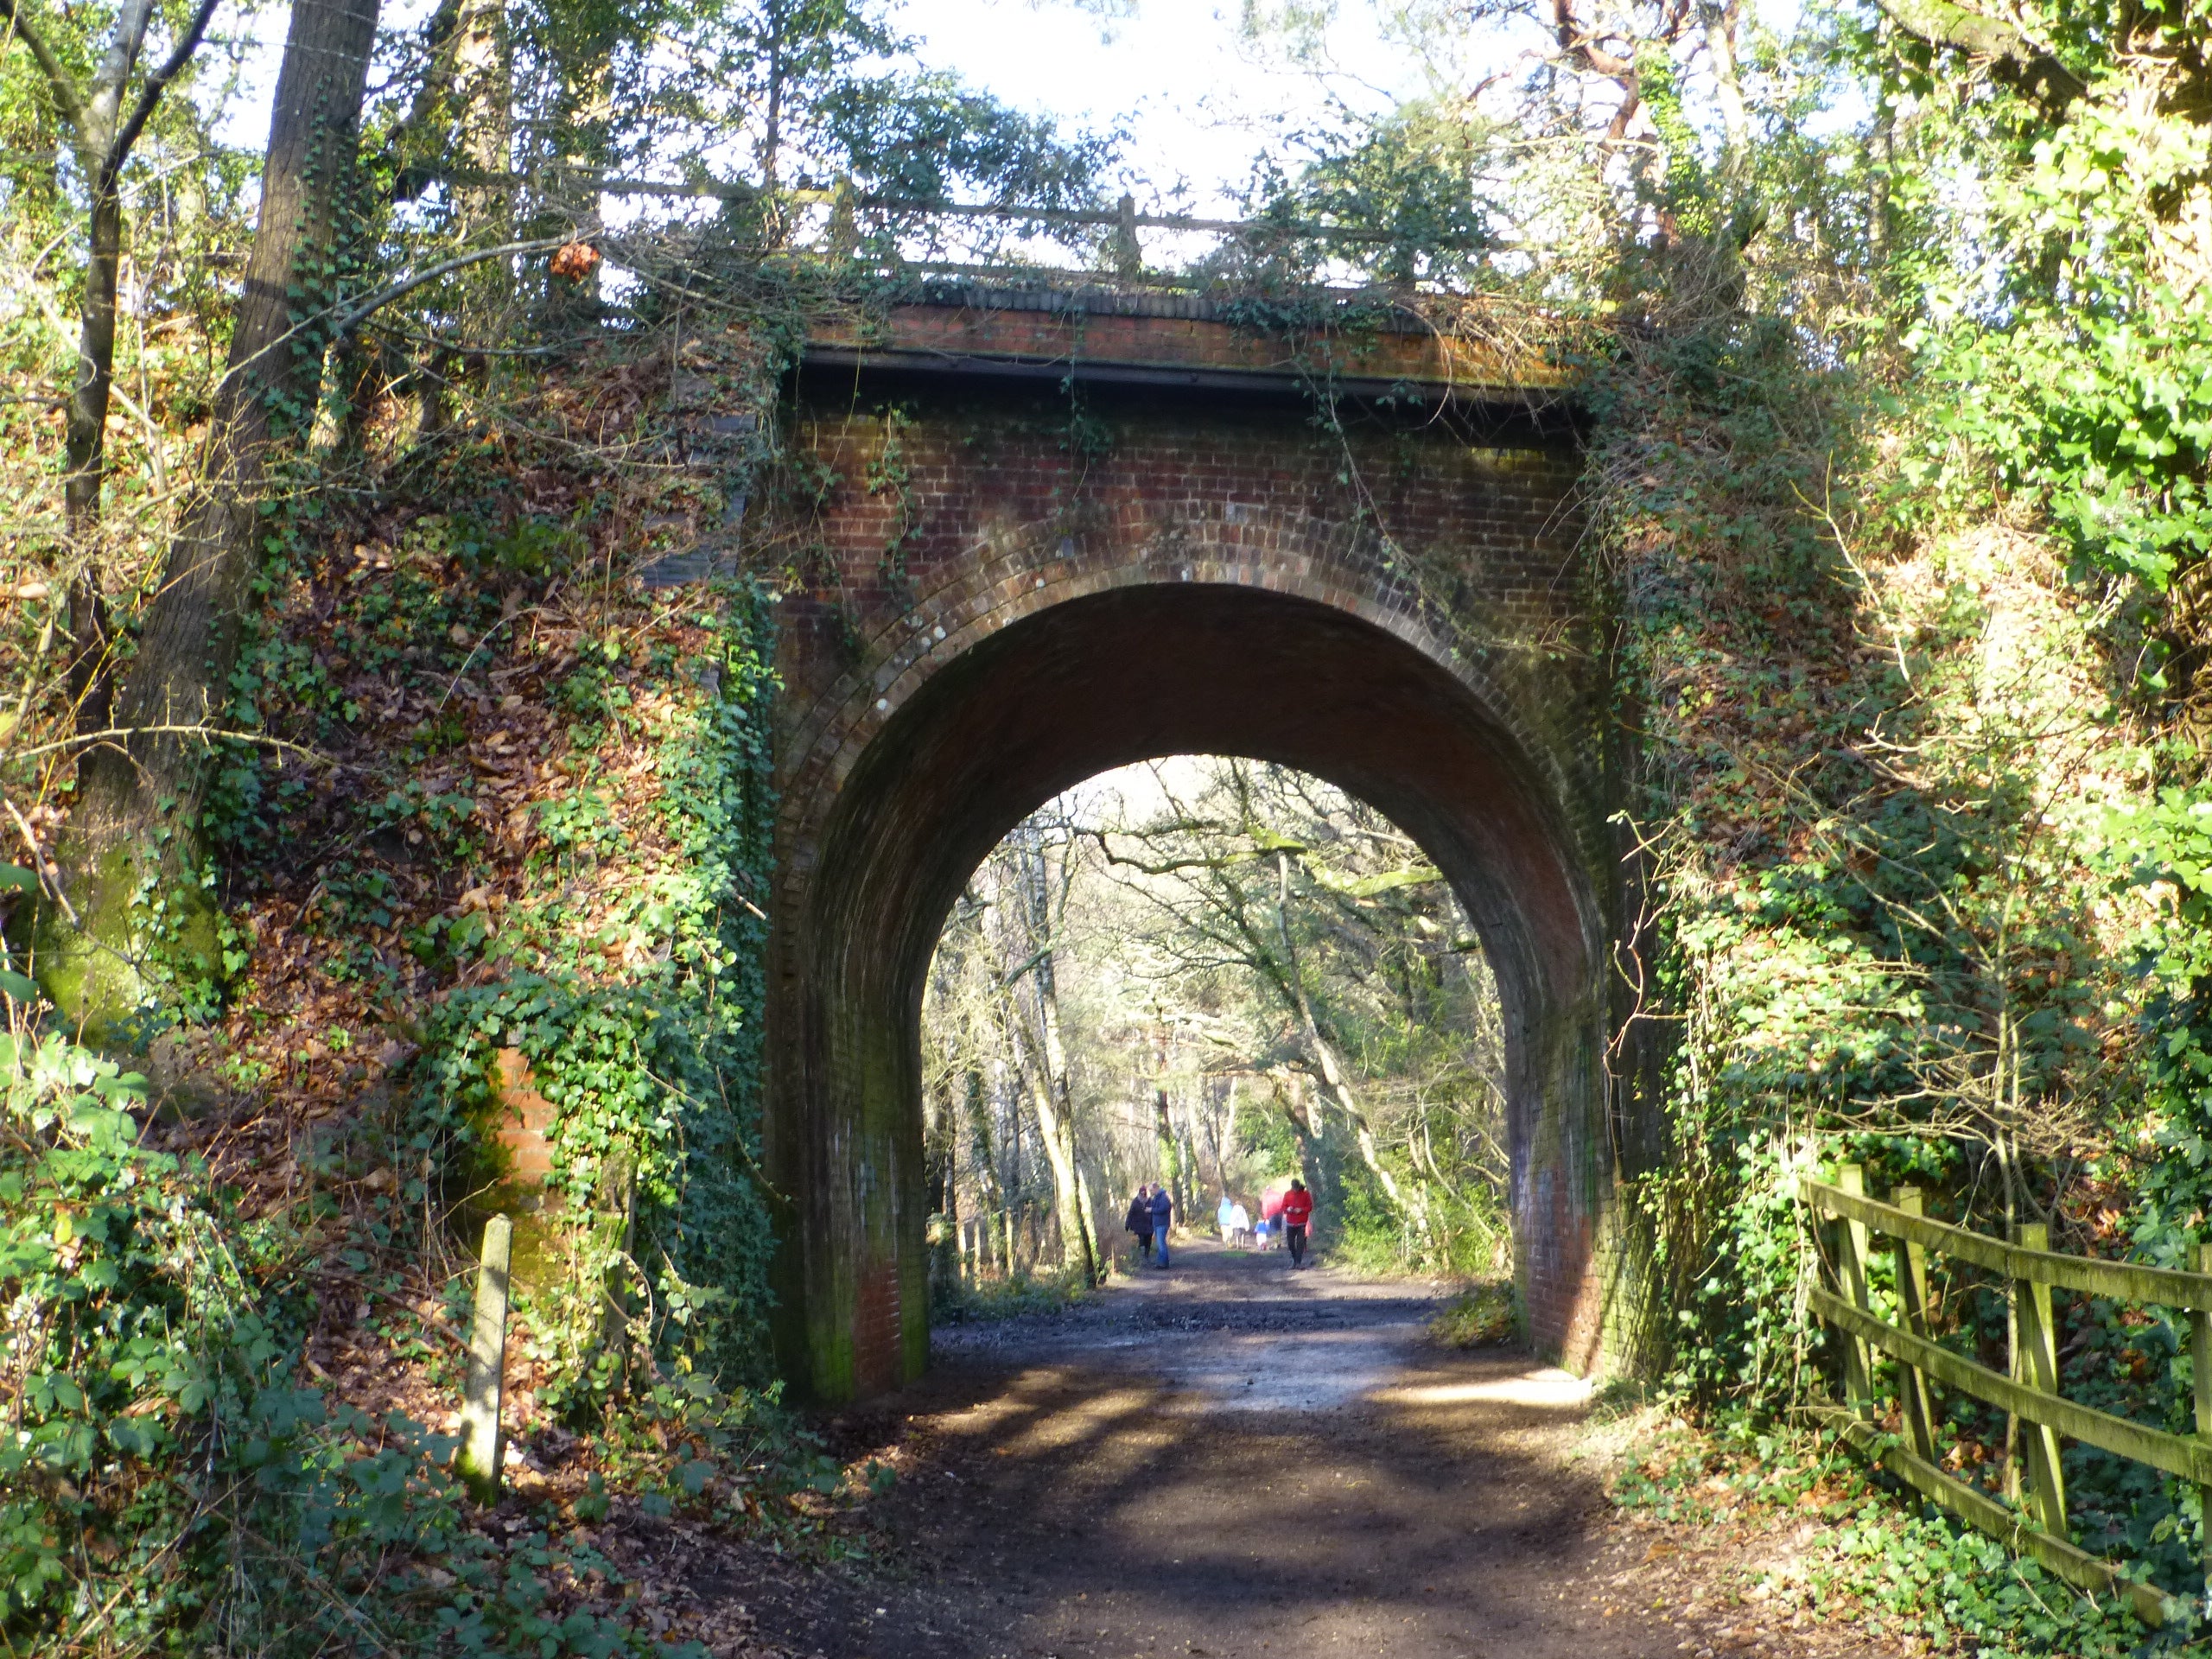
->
1148;1182;1173;1268
1124;1185;1154;1269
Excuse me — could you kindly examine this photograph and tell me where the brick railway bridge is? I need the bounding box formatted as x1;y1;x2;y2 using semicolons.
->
753;286;1656;1402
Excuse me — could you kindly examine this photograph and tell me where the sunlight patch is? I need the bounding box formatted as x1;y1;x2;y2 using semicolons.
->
1373;1369;1593;1409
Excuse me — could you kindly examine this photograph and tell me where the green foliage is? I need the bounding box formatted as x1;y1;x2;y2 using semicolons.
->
1427;1281;1517;1348
0;568;810;1644
0;1017;847;1651
816;70;1116;207
1615;1420;2177;1656
482;0;1115;241
2106;790;2212;1268
1533;0;2212;1626
932;1263;1091;1323
1240;98;1501;286
0;1026;441;1652
1873;55;2212;608
415;583;780;1410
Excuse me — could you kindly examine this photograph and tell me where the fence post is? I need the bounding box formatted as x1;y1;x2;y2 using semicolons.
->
1834;1164;1874;1414
1891;1185;1940;1464
1113;194;1143;279
2010;1220;2069;1539
457;1214;512;1504
2194;1241;2212;1618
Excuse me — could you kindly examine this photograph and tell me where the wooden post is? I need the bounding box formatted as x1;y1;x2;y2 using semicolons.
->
2010;1221;2069;1539
457;1214;512;1503
1834;1165;1874;1414
598;1160;636;1357
826;177;859;258
1891;1186;1940;1464
1113;194;1142;279
2194;1242;2212;1618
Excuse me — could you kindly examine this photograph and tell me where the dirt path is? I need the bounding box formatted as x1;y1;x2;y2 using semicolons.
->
736;1240;1895;1659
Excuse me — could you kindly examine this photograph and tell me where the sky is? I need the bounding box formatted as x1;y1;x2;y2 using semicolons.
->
892;0;1435;216
213;0;1437;219
211;0;1822;216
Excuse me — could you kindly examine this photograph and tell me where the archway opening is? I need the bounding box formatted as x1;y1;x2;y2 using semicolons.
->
770;581;1618;1401
920;756;1513;1306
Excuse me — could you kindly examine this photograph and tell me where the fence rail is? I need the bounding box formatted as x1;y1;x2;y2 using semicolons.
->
1801;1169;2212;1630
415;166;1504;256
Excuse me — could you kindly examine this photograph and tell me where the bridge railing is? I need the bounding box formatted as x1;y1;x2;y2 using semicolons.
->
1802;1166;2212;1629
417;163;1511;284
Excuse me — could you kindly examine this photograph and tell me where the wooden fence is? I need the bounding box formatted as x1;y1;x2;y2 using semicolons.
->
1802;1167;2212;1629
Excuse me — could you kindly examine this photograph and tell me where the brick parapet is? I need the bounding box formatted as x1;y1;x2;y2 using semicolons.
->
806;300;1564;397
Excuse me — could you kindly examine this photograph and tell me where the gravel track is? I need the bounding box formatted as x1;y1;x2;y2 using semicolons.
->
734;1239;1892;1659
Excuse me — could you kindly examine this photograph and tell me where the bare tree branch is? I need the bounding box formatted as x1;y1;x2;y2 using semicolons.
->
106;0;224;187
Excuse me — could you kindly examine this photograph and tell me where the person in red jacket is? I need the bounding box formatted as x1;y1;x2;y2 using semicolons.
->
1280;1179;1314;1268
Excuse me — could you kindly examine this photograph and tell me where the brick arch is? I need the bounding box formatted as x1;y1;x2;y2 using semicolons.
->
778;507;1580;870
766;521;1624;1403
752;309;1649;1402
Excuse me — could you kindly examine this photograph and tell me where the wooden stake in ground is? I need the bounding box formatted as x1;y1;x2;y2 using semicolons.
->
458;1214;512;1503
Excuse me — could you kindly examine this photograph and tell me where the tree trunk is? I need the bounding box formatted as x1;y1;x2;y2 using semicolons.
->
1271;851;1425;1230
1004;976;1096;1283
1868;101;1895;271
51;0;382;1023
997;837;1099;1282
1001;1073;1021;1273
1273;1073;1322;1191
1221;1075;1240;1191
448;0;512;337
61;182;123;734
1700;0;1751;179
20;0;224;739
1018;1045;1096;1281
962;1067;1001;1274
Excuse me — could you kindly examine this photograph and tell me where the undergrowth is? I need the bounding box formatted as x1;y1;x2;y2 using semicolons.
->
931;1264;1093;1324
0;1020;880;1658
1613;1418;2180;1656
1427;1281;1519;1349
0;313;854;1655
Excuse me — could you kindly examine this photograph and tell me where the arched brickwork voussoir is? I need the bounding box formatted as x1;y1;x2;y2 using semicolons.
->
765;513;1635;1407
781;509;1574;848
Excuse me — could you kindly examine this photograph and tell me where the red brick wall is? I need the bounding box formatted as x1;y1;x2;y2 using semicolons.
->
758;311;1643;1402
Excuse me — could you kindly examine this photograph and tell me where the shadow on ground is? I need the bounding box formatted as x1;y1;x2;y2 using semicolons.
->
724;1242;1893;1659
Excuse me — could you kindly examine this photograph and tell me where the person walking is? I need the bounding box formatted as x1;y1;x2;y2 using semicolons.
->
1217;1192;1237;1244
1125;1184;1154;1272
1281;1179;1314;1268
1149;1181;1173;1268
